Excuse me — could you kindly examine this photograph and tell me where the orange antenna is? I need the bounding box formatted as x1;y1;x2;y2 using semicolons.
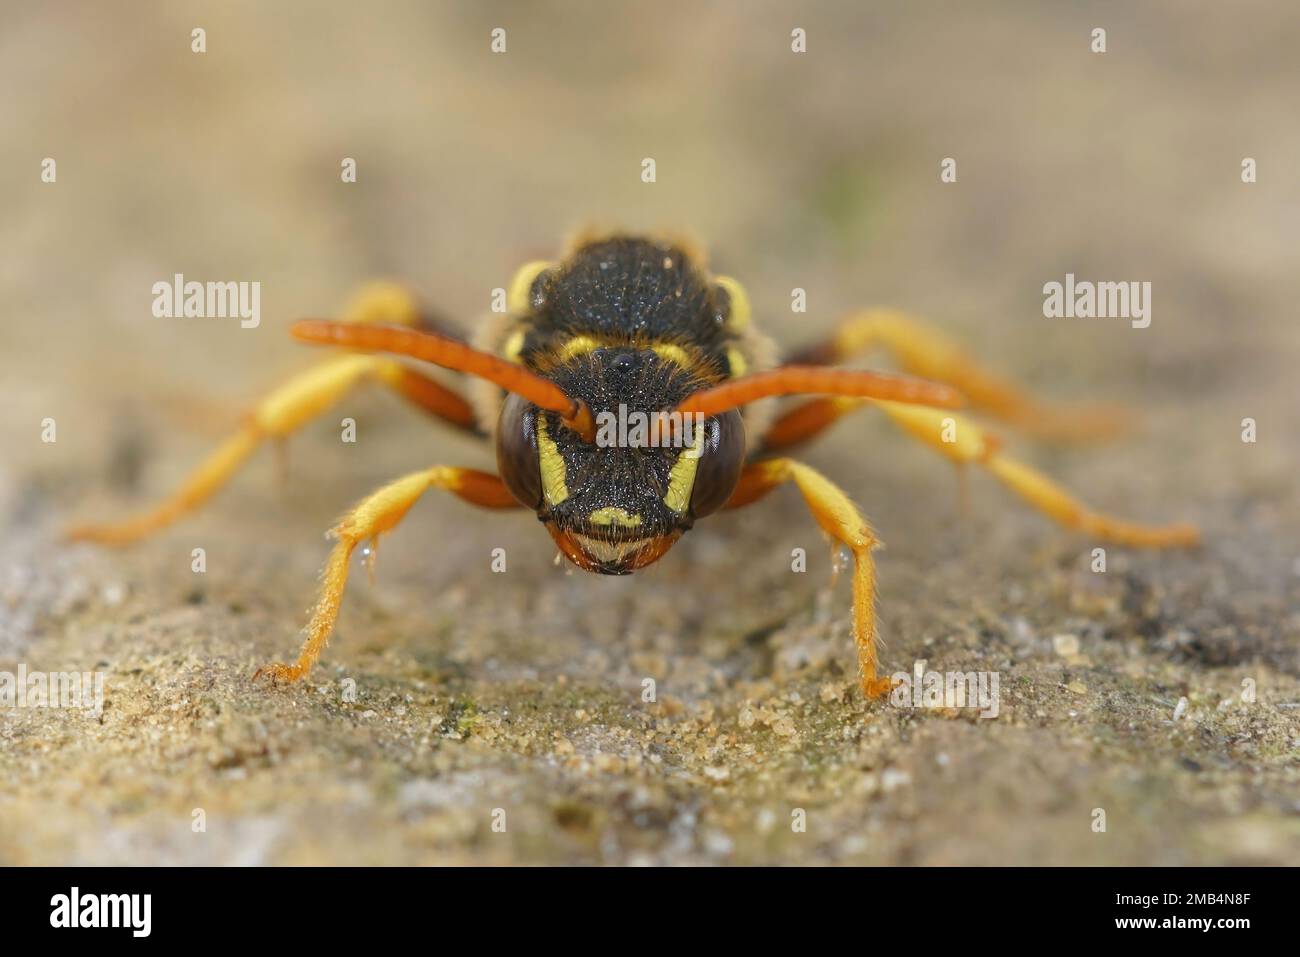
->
292;320;594;439
676;366;966;417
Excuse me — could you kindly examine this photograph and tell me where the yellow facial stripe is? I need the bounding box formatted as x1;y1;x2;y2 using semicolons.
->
715;275;751;331
588;507;642;528
535;415;569;505
651;343;691;367
507;260;553;314
663;418;706;514
556;335;601;361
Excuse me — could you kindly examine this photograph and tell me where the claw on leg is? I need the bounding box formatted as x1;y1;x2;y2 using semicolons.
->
252;661;306;684
863;675;899;700
727;458;888;699
254;466;520;685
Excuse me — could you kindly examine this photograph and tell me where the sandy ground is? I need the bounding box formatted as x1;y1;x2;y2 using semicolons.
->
1;2;1297;865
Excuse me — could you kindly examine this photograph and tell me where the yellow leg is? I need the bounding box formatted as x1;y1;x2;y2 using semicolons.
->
67;285;477;546
871;400;1200;547
726;458;891;699
255;466;519;684
66;429;264;546
788;309;1128;441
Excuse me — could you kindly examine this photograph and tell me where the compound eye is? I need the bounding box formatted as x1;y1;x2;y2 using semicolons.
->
495;393;542;509
688;410;746;518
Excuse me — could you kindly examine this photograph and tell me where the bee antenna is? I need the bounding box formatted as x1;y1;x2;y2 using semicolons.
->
291;320;595;440
675;366;966;417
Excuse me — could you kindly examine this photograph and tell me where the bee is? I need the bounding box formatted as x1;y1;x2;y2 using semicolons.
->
68;232;1199;699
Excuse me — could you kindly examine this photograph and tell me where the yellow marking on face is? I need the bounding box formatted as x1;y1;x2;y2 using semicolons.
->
571;532;651;565
715;275;751;331
651;343;691;367
663;418;706;514
556;335;601;361
507;260;553;314
588;507;642;528
535;415;569;505
501;327;527;363
726;346;748;378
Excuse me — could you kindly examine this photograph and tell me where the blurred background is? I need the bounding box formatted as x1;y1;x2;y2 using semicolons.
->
1;2;1296;865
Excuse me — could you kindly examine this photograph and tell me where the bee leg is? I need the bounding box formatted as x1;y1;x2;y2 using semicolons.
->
755;396;871;454
786;309;1128;441
725;458;893;700
254;466;519;684
872;400;1200;547
66;285;479;546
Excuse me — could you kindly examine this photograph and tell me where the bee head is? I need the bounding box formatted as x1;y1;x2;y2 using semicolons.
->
495;347;745;574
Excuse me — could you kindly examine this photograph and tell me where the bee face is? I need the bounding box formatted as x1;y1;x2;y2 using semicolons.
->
495;348;746;574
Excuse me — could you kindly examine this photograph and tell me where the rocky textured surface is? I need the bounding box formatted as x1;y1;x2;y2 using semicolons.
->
1;2;1296;865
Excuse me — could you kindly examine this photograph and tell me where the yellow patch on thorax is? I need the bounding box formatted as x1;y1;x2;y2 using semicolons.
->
650;342;691;367
507;260;553;314
554;335;602;361
501;327;527;363
714;275;751;331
